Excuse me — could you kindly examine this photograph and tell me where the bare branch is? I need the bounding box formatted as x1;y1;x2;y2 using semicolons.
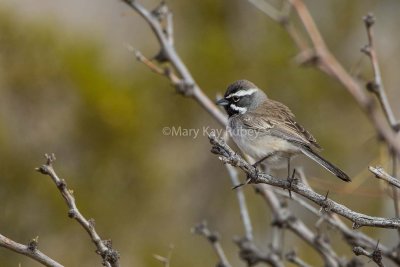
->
0;234;63;267
234;237;284;267
362;13;399;131
192;222;232;267
370;166;400;190
272;188;400;264
36;154;120;267
248;0;400;156
256;185;339;266
121;0;227;126
209;134;400;229
226;165;254;241
153;244;174;267
285;250;312;267
353;244;384;267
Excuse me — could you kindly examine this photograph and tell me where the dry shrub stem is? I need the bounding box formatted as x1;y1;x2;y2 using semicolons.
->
36;154;120;267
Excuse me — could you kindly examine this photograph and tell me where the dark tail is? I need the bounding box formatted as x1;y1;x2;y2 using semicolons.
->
300;147;351;182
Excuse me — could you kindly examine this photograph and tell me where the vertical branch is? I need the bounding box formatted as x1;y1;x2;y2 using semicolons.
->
226;165;254;241
362;14;399;130
361;13;400;240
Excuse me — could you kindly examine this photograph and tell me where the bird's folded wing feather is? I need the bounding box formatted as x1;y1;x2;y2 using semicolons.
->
242;99;321;149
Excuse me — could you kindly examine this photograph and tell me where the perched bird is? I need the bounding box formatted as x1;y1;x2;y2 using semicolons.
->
216;80;350;182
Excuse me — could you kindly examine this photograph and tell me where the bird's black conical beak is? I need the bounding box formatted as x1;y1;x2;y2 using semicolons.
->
216;98;229;106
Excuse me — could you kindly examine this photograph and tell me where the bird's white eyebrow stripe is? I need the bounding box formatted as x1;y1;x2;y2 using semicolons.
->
226;88;258;98
230;104;247;114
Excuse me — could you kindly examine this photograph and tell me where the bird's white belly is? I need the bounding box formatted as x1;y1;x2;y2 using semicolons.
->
228;126;301;168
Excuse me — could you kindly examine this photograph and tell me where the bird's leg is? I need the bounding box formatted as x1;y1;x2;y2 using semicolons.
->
252;153;273;170
233;154;273;190
286;157;296;198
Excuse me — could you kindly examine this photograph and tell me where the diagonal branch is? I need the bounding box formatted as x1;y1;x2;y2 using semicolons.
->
353;245;384;267
285;250;312;267
369;166;400;190
248;0;400;157
121;0;227;126
36;154;120;267
256;185;339;266
192;222;232;267
273;188;400;264
209;134;400;229
0;235;63;267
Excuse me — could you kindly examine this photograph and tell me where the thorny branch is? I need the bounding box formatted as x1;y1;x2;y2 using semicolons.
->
234;237;283;267
125;0;400;265
36;154;120;267
210;134;400;229
248;0;400;157
353;245;384;267
192;222;232;267
273;188;400;265
256;185;339;266
285;250;312;267
0;235;63;267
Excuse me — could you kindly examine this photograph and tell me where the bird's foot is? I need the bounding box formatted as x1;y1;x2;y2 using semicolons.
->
232;177;251;190
286;168;298;199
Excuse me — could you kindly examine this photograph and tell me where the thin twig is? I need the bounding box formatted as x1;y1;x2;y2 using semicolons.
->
226;165;254;241
256;185;339;266
272;188;400;264
353;244;384;267
209;134;400;229
248;0;400;156
192;222;232;267
36;154;120;267
361;13;399;131
234;237;284;267
121;0;227;126
285;250;312;267
0;234;63;267
369;166;400;190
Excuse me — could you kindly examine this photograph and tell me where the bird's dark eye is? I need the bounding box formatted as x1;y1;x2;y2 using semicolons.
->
232;96;240;102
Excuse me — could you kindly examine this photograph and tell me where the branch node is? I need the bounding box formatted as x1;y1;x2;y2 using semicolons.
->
175;81;194;96
27;236;39;251
99;240;120;265
151;0;168;21
366;81;379;93
154;48;169;63
68;209;77;218
88;218;96;229
45;153;56;165
363;13;375;28
57;179;67;190
360;45;371;56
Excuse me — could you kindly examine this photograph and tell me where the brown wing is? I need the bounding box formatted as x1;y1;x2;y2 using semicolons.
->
241;99;321;149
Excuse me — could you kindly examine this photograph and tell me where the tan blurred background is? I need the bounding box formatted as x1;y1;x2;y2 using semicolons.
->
0;0;399;266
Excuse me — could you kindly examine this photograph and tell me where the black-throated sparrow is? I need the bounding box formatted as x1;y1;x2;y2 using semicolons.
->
216;80;350;182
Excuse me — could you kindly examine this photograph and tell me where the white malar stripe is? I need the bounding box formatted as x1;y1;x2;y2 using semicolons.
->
230;104;247;114
226;88;258;98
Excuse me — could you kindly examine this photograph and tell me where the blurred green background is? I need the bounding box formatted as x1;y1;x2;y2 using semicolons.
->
0;0;399;266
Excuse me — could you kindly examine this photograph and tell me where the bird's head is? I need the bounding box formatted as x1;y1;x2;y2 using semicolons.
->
216;80;267;116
